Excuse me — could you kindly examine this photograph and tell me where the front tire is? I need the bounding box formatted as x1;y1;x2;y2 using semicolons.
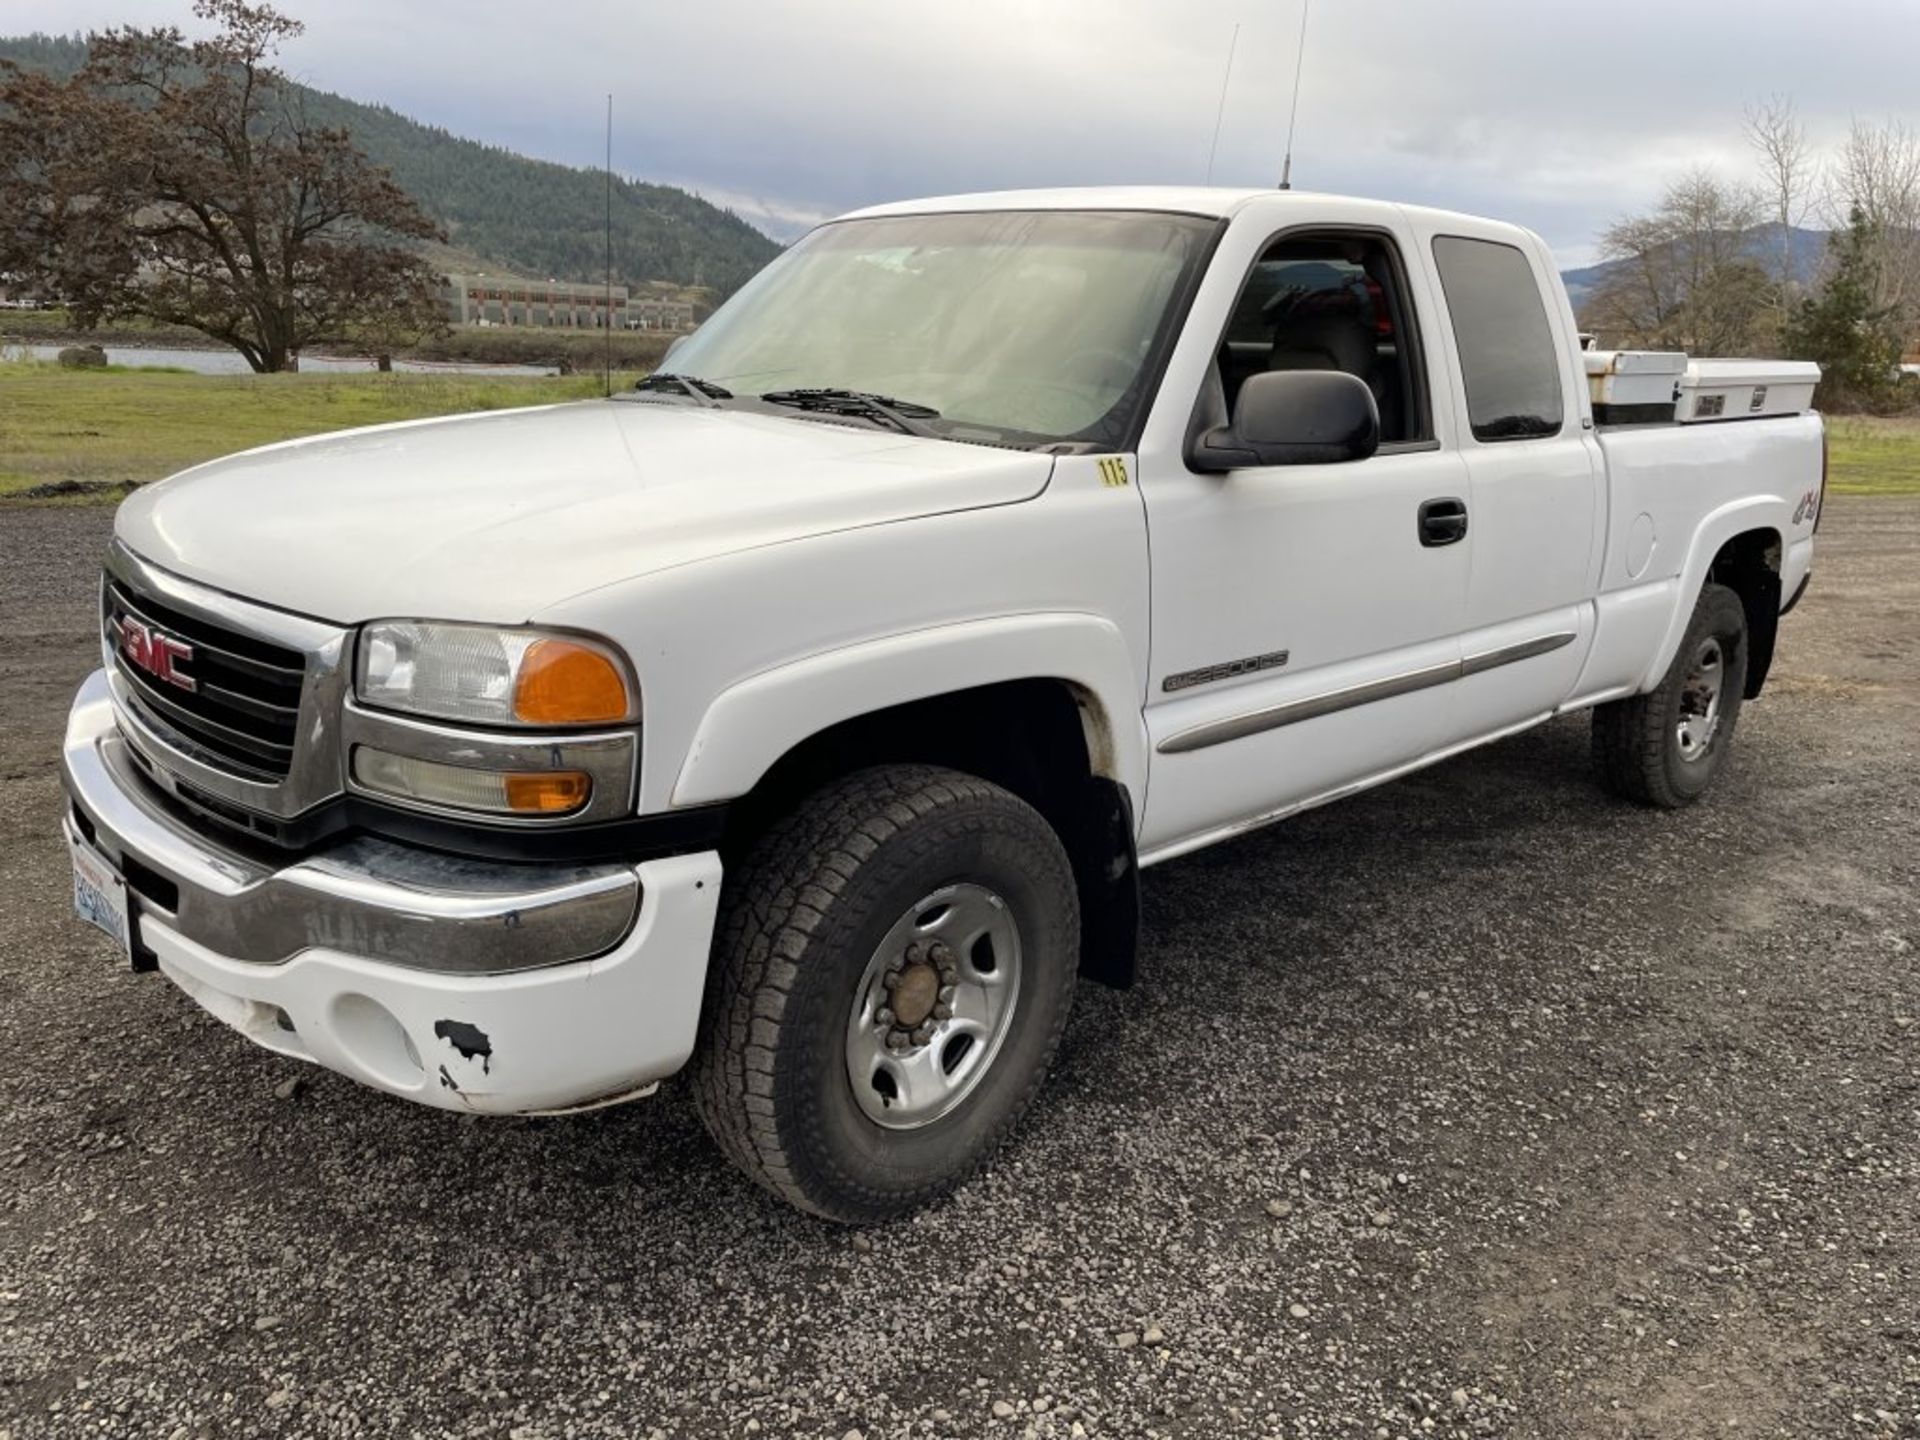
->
1593;582;1749;808
691;765;1079;1223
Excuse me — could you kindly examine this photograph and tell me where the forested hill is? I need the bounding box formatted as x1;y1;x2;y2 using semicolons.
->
0;34;784;296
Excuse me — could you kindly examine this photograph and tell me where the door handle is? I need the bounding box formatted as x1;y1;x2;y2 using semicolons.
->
1418;496;1469;547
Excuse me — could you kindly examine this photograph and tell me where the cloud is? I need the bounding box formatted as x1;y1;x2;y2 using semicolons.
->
15;0;1919;263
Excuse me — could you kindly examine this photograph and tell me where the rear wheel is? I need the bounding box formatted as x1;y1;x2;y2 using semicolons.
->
1593;582;1749;808
692;764;1079;1223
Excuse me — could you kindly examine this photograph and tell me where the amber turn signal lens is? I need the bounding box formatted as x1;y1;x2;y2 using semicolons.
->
353;747;593;817
512;639;631;725
503;770;593;814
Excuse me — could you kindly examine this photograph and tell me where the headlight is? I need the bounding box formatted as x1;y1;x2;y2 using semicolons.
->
356;622;637;728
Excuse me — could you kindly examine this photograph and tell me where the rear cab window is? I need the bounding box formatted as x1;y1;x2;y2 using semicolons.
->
1430;236;1564;442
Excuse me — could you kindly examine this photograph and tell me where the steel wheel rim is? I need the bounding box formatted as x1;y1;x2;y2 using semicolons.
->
844;882;1023;1130
1675;636;1725;763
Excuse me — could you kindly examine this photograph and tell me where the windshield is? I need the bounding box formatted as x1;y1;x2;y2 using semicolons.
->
657;209;1217;449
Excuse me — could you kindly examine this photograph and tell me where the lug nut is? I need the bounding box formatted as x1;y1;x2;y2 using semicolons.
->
933;1003;953;1021
875;1007;895;1028
881;972;899;990
937;985;956;1004
905;941;925;964
911;1022;935;1044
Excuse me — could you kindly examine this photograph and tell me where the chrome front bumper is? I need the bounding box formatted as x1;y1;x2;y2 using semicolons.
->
61;669;724;1112
64;669;637;974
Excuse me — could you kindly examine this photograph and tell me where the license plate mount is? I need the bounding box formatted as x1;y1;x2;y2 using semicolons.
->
70;833;135;969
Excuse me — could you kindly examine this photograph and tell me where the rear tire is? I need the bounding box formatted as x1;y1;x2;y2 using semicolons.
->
691;764;1079;1223
1593;582;1749;808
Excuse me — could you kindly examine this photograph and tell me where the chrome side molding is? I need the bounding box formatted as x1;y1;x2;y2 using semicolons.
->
1460;631;1580;677
1158;631;1577;755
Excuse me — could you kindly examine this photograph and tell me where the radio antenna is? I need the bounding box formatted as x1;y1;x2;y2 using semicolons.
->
1278;0;1311;189
604;93;613;398
1204;22;1240;184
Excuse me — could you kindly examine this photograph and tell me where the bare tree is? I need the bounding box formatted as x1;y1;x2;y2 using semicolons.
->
1744;94;1813;311
1824;117;1920;343
1586;169;1769;354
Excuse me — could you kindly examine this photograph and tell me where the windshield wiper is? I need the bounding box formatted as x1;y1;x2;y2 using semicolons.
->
758;388;942;438
633;372;734;406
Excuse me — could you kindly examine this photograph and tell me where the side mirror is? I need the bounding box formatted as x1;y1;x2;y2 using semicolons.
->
1189;369;1381;472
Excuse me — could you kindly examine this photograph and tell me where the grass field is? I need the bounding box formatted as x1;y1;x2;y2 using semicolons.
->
0;307;209;346
0;360;633;498
4;357;1918;503
1824;415;1920;496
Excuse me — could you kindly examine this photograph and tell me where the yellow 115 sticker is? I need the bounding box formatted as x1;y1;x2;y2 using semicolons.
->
1098;457;1130;488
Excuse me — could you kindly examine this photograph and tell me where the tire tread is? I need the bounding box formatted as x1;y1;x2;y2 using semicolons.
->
691;764;1076;1222
1592;582;1748;809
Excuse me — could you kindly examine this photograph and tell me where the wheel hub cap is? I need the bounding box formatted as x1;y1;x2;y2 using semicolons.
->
885;946;949;1031
845;883;1023;1130
1676;637;1725;763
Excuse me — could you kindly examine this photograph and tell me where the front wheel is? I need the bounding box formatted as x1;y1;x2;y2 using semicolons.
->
1593;581;1749;808
691;765;1079;1223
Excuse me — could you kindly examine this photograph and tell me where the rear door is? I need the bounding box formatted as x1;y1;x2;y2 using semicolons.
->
1409;220;1604;743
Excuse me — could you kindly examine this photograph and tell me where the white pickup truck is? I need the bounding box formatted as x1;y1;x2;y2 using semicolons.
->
61;187;1823;1221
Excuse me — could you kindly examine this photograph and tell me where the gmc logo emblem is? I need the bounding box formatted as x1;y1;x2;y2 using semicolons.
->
118;617;197;693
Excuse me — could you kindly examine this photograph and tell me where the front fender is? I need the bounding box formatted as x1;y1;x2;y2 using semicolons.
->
670;612;1147;810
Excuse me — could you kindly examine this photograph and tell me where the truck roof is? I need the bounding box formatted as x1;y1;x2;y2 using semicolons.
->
841;185;1521;239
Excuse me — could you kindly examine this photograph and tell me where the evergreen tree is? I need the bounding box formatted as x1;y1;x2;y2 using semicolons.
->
1784;205;1902;410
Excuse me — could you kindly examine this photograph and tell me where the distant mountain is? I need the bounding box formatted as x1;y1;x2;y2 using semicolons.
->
0;33;784;297
1560;224;1830;312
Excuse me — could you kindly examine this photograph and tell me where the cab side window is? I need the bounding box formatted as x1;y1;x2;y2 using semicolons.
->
1214;232;1429;447
1430;236;1564;441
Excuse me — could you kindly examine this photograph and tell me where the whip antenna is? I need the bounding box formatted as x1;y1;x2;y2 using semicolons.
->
1204;22;1240;185
604;93;613;398
1279;0;1311;189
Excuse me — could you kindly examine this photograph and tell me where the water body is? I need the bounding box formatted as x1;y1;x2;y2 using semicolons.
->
3;342;557;377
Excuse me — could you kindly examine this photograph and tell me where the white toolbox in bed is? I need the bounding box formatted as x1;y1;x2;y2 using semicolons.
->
1584;350;1686;423
1676;359;1820;422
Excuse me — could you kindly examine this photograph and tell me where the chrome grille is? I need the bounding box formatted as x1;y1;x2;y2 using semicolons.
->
103;574;307;781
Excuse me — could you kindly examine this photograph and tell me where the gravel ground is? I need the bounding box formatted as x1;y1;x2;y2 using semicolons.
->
1;500;1915;1440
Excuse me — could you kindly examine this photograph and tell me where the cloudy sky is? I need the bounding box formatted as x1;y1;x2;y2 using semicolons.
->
13;0;1920;263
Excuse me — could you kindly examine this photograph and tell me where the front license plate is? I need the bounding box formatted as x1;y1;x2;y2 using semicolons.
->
70;836;133;966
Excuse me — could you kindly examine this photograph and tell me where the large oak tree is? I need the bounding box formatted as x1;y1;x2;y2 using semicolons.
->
0;1;443;372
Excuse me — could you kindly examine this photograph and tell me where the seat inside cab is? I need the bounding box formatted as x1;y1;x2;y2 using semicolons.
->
1194;232;1429;451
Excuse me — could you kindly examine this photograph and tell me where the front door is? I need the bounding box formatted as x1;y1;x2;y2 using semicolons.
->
1134;212;1470;860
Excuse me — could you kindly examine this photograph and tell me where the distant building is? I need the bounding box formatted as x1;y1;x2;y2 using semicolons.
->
0;275;52;308
444;274;629;329
625;280;704;332
627;294;698;331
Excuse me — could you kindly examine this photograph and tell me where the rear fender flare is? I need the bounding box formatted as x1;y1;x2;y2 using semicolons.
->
1638;497;1786;693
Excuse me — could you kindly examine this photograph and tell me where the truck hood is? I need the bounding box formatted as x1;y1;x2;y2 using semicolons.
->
114;400;1054;623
